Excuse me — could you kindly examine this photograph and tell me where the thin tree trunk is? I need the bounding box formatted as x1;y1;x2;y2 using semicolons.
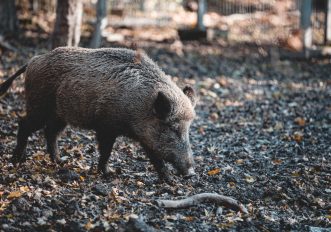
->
0;0;18;35
51;0;82;49
90;0;107;48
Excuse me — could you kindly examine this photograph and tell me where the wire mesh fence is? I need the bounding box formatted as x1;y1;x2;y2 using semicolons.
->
15;0;330;46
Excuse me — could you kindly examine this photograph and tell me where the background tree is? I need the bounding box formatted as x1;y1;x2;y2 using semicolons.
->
51;0;82;49
89;0;108;48
0;0;18;36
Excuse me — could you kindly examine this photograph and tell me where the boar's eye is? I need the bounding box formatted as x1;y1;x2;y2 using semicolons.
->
153;92;172;120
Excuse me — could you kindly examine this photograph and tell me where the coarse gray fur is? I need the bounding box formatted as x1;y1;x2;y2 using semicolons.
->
0;47;197;180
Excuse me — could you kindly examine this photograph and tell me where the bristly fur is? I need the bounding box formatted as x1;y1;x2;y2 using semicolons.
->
133;49;144;64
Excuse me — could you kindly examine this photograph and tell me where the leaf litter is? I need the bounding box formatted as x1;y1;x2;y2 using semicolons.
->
0;34;331;232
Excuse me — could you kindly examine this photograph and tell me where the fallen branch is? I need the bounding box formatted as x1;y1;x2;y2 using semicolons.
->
156;193;248;214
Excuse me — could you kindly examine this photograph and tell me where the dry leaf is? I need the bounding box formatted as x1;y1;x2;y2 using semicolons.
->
228;182;236;188
136;181;144;187
198;126;205;135
272;159;282;165
19;186;29;192
245;175;255;183
294;117;305;126
184;216;195;222
235;159;244;164
274;122;284;130
85;220;93;230
293;132;303;143
7;191;22;199
209;112;219;121
291;171;300;177
208;168;221;176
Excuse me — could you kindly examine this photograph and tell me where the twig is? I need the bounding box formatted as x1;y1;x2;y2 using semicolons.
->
156;193;248;214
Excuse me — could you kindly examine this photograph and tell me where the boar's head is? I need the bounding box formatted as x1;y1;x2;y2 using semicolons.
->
137;85;197;176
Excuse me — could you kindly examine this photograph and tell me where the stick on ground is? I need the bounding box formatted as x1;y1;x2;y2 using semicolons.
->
156;193;248;214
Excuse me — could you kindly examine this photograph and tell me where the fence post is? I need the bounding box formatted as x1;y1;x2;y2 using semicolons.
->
197;0;206;31
325;0;331;44
300;0;312;54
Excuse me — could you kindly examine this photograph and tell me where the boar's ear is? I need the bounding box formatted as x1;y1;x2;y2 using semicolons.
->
153;92;172;120
183;86;197;107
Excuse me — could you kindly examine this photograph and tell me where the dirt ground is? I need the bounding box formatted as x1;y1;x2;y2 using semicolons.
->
0;17;331;232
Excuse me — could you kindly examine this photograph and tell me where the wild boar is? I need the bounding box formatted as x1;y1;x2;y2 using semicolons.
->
0;47;197;180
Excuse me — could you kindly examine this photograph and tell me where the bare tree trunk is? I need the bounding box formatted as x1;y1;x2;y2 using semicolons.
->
51;0;82;49
89;0;107;48
0;0;18;35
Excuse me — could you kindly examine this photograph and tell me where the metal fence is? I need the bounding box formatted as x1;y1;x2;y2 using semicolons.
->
16;0;331;46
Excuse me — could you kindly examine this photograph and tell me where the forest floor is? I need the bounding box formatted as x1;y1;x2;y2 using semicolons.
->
0;30;331;231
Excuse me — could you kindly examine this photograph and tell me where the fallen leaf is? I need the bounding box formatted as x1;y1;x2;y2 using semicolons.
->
19;186;29;192
235;159;244;164
291;171;300;177
227;182;236;188
245;175;255;183
184;216;195;222
209;112;219;121
208;168;221;176
198;126;205;135
294;117;305;126
7;191;22;199
293;132;303;143
136;181;144;187
272;159;282;165
274;122;284;130
85;220;94;230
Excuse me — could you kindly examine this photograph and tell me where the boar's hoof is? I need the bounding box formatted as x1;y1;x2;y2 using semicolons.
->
11;153;26;166
98;166;111;178
51;156;63;164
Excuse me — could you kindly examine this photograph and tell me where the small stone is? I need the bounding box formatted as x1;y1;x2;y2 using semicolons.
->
210;112;219;121
92;184;108;196
37;217;47;225
57;219;66;225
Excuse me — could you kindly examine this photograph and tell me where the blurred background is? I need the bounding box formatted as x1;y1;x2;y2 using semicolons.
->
0;0;330;53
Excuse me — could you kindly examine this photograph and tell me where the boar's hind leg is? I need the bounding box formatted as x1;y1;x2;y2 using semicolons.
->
96;132;116;175
12;115;45;164
44;117;66;163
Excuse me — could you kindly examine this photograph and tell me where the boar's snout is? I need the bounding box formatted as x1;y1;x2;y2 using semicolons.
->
173;150;195;177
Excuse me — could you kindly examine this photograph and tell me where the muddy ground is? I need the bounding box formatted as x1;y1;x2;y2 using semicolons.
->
0;36;331;232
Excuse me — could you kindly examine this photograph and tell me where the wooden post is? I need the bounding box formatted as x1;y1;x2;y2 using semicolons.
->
325;0;331;44
300;0;312;53
197;0;206;31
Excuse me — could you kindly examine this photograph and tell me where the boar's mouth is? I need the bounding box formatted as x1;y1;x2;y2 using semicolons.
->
164;153;195;177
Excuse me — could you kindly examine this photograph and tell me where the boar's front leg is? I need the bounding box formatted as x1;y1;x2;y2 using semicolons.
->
144;147;171;182
44;117;66;163
96;132;116;175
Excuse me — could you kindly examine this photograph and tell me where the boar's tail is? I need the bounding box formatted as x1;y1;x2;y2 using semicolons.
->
0;64;27;99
